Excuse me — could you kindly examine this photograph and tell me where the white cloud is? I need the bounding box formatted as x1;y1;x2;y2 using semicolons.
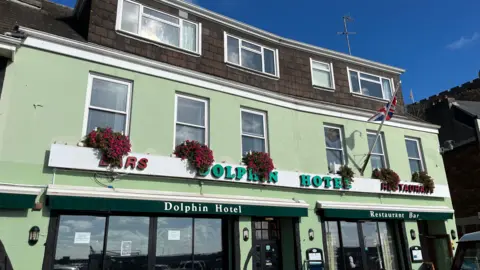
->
64;220;93;230
447;32;479;50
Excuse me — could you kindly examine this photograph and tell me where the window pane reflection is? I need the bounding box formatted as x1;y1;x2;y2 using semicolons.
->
194;219;223;270
53;216;224;270
325;221;341;270
340;221;364;270
104;216;149;270
362;222;383;270
378;222;400;270
54;215;106;270
325;221;400;270
156;218;193;269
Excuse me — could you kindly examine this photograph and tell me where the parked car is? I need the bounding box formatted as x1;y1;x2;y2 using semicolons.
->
53;265;80;270
452;231;480;269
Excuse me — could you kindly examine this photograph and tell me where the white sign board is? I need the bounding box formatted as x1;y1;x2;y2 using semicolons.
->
74;232;91;244
48;144;450;198
168;230;181;241
411;249;423;261
121;241;132;256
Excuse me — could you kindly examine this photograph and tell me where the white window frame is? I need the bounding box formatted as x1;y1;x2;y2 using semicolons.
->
310;58;335;90
323;125;345;165
115;0;202;54
405;137;425;173
347;67;394;100
82;74;133;136
367;131;387;169
240;108;268;155
224;32;280;77
173;94;209;148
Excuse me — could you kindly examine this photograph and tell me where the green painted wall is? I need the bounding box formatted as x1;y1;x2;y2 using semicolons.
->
404;221;422;270
0;208;49;270
238;217;252;270
0;47;448;186
0;47;455;269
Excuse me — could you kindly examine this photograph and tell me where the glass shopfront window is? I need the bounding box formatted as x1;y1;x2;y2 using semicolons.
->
51;214;225;270
54;215;106;270
324;220;402;270
104;216;149;269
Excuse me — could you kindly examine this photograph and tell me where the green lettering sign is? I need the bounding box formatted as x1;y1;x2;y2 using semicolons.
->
247;169;259;182
211;164;224;178
323;176;332;188
299;175;352;190
197;167;210;177
224;166;235;180
343;178;352;189
312;176;322;187
199;164;278;185
333;177;342;189
300;175;311;187
235;167;246;180
268;171;278;183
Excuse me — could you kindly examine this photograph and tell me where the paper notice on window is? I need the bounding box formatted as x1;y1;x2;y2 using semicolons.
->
309;252;322;261
121;241;132;256
74;232;91;244
412;249;423;261
168;230;181;240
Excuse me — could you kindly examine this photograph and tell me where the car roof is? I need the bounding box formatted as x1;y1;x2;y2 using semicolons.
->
459;231;480;242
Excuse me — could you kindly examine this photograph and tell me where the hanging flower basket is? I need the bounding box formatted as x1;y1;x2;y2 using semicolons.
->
242;151;275;180
412;171;435;193
338;165;355;188
174;140;214;174
83;127;131;168
372;168;400;191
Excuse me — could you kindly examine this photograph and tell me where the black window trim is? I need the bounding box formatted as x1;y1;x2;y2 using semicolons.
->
43;210;230;270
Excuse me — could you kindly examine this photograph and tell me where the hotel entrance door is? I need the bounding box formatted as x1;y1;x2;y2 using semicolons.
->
252;218;282;270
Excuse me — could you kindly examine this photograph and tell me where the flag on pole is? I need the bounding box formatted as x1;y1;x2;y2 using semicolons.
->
360;81;401;175
368;96;397;122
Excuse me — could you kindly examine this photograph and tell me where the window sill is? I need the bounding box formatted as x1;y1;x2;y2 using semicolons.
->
116;29;202;58
226;62;280;80
313;85;335;92
351;93;389;102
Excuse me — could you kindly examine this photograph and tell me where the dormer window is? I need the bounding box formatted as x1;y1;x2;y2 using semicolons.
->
225;33;279;77
117;0;201;54
347;68;393;100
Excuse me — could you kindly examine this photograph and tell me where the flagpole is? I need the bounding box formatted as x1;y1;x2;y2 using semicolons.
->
359;81;402;175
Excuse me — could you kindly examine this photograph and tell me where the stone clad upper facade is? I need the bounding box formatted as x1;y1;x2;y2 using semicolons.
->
76;0;406;113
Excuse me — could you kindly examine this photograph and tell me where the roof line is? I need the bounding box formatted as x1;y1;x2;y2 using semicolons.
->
73;0;404;74
164;0;405;74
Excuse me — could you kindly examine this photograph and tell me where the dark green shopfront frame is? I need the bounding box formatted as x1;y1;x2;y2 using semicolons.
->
0;192;36;209
322;208;453;220
47;195;309;217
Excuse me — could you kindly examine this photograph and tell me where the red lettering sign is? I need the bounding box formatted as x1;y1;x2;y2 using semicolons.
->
381;183;389;191
98;156;149;170
380;183;430;195
124;157;137;169
137;158;148;170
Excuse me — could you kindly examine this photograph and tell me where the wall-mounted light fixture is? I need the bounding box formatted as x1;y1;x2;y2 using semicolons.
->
451;229;457;240
243;227;249;241
308;229;314;241
410;229;416;241
28;226;40;246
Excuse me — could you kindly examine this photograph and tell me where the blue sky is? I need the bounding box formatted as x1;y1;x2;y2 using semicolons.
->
57;0;480;103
